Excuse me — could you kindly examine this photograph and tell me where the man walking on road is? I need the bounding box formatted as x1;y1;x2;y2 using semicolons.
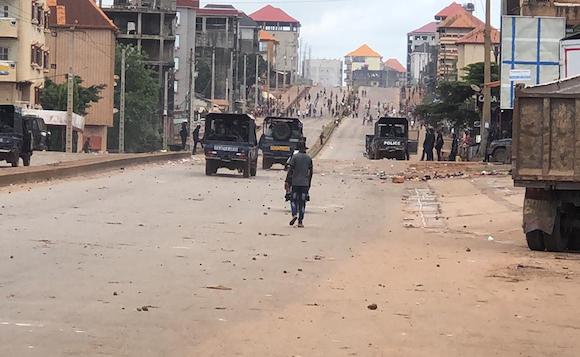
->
192;124;202;154
286;141;313;228
435;130;444;161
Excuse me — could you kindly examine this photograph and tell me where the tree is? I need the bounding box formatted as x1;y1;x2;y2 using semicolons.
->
108;45;161;153
40;77;105;116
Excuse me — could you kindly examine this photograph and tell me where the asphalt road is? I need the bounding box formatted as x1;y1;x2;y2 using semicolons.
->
1;87;580;356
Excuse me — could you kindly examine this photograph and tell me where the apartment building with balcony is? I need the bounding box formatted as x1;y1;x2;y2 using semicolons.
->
503;0;580;30
0;0;50;107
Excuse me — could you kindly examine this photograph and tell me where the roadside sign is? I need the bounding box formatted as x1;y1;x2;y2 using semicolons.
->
500;16;566;109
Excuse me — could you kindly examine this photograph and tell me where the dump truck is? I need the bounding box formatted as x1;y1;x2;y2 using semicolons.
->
512;75;580;252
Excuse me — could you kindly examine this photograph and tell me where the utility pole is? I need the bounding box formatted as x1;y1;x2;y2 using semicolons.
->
163;71;169;150
229;50;234;111
211;47;216;100
119;48;126;153
243;54;247;112
189;13;197;147
267;52;271;113
66;28;75;153
481;0;492;158
255;54;259;109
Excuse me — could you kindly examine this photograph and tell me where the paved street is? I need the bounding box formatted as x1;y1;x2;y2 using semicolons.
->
1;87;580;357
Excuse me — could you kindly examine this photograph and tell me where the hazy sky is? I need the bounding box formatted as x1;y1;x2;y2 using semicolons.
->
201;0;502;63
103;0;502;63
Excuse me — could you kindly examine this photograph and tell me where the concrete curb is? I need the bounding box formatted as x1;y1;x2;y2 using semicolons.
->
309;117;341;158
0;152;191;188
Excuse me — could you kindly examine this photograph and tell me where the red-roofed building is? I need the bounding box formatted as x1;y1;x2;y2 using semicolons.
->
250;5;300;86
384;58;406;87
435;3;485;80
47;0;117;151
406;21;438;86
456;25;500;79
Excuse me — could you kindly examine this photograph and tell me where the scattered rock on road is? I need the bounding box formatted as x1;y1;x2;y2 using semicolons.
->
367;304;378;310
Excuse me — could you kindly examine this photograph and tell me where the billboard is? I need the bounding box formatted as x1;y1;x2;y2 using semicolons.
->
501;16;566;109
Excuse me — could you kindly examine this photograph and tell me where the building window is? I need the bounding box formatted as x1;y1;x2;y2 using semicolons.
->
0;47;8;61
30;45;42;67
176;11;180;26
43;51;49;69
174;80;178;93
175;35;180;49
174;57;179;71
2;5;8;17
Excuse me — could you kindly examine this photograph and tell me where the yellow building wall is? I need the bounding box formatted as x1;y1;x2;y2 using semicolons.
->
457;43;497;79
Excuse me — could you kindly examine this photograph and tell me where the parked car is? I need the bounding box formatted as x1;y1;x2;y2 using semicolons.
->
487;138;512;164
22;114;49;151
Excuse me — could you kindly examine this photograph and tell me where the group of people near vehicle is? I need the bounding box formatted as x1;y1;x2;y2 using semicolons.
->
179;122;204;154
421;128;475;162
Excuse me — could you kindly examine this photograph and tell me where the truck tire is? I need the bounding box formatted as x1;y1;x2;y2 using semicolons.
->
263;158;272;170
492;148;507;163
10;151;19;167
243;160;250;178
544;212;569;252
526;230;546;251
22;153;31;167
205;161;215;176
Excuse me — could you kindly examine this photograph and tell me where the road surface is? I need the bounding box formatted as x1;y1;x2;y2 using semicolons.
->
1;88;580;357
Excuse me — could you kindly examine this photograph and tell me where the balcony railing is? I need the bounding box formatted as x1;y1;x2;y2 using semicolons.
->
0;18;18;38
0;61;17;82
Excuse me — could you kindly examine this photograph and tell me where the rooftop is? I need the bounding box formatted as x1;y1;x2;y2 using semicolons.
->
409;21;438;35
385;58;406;73
259;30;278;43
456;25;500;44
435;2;466;20
249;5;300;25
49;0;117;30
346;44;381;58
176;0;199;8
438;11;484;30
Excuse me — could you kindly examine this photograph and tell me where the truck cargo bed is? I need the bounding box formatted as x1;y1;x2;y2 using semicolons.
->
512;76;580;188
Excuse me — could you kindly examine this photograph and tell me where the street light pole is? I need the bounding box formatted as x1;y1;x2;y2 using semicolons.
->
119;48;126;153
481;0;492;158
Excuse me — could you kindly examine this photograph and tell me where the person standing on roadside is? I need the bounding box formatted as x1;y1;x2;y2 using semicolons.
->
179;122;188;151
435;130;444;161
286;140;313;228
192;124;202;154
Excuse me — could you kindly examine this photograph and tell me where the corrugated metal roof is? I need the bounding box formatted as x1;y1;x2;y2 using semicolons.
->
438;11;484;29
346;44;381;58
49;0;116;30
249;5;300;25
522;75;580;95
435;2;465;19
176;0;199;9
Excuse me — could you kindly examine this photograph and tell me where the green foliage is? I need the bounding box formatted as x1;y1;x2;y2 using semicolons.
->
415;62;499;130
415;81;479;129
40;77;105;116
108;45;161;153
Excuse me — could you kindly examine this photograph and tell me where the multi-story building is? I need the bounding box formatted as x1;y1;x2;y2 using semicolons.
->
384;58;406;87
456;25;500;79
0;0;50;107
304;59;342;87
406;22;438;86
436;3;483;81
47;0;117;152
103;0;176;125
344;44;382;87
250;5;300;86
174;0;197;117
502;0;580;30
239;12;259;55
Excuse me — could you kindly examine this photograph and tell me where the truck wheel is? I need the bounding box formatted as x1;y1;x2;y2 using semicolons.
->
10;151;20;167
526;230;546;251
544;212;570;252
205;161;215;176
22;153;31;167
262;158;272;170
492;148;507;163
243;160;250;178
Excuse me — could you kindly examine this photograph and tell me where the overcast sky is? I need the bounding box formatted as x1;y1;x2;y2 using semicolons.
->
103;0;501;63
201;0;501;63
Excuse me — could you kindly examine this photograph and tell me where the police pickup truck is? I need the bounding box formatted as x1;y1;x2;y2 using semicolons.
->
366;117;414;160
259;116;304;169
204;113;259;178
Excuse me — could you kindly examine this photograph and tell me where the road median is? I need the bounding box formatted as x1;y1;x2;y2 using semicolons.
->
309;117;341;158
0;152;191;187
